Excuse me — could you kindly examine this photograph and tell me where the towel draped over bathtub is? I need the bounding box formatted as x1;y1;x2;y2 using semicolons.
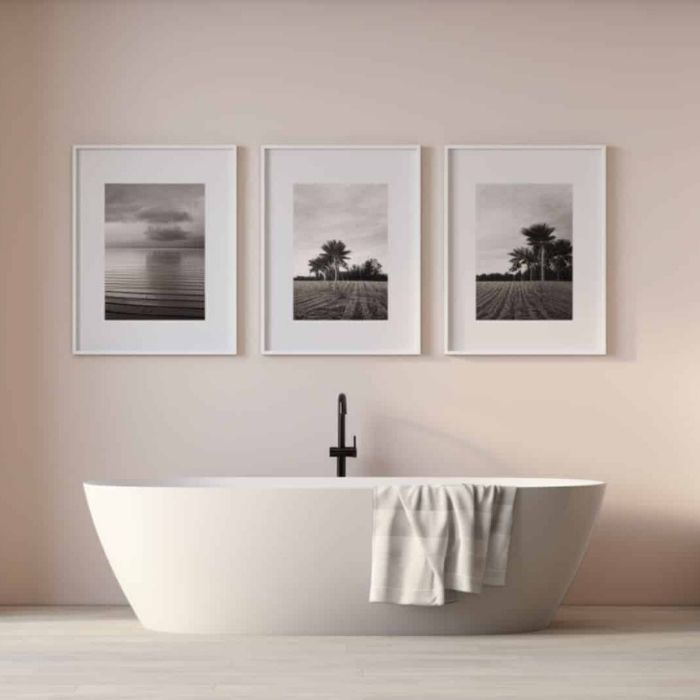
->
369;484;517;606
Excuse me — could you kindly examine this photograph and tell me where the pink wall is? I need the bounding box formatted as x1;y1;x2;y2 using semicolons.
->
1;0;699;605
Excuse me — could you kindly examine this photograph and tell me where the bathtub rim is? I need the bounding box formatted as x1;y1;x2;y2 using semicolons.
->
84;476;605;490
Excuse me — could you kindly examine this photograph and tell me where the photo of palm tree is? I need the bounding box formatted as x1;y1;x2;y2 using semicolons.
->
475;183;573;320
293;183;388;320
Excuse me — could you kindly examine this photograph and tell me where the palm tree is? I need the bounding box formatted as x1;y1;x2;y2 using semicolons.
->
521;223;556;281
508;249;524;281
548;239;573;281
508;248;532;279
509;247;537;281
320;240;351;286
308;256;327;280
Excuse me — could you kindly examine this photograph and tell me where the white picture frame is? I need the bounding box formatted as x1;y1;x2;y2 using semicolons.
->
261;145;421;355
73;145;237;355
445;145;606;355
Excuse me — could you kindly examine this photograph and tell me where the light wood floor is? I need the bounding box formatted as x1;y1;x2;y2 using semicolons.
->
0;607;699;699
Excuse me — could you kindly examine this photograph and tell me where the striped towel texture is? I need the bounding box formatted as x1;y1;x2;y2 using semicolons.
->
370;484;517;606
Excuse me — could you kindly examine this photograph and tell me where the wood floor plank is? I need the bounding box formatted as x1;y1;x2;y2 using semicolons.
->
0;607;698;698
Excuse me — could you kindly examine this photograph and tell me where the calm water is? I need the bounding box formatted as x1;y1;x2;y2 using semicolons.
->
105;247;205;320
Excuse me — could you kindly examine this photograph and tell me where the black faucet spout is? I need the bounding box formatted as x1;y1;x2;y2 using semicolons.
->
330;393;357;477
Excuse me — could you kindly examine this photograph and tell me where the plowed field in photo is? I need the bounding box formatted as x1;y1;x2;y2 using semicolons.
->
476;281;572;320
293;281;388;320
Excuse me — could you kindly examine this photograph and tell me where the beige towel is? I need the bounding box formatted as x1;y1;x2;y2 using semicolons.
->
369;484;517;606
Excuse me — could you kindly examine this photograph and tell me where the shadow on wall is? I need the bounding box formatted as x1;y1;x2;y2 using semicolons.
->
568;506;700;606
603;146;637;362
549;606;700;636
359;413;524;477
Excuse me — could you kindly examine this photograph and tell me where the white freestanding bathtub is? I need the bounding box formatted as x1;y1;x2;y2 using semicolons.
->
84;477;604;635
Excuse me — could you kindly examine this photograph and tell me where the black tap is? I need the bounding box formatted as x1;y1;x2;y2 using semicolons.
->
329;393;357;477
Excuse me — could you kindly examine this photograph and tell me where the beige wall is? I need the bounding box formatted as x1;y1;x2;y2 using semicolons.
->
1;0;699;605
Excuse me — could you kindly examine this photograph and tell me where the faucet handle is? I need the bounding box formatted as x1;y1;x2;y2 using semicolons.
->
330;435;358;459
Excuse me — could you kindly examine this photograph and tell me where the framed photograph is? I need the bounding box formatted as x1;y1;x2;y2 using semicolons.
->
445;145;606;355
73;145;237;354
261;145;421;355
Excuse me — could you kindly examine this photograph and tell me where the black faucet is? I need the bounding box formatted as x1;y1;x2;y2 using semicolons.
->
329;393;357;477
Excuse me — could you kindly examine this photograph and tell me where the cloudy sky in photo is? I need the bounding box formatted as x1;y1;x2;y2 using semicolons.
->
105;184;205;248
476;183;572;274
293;183;388;277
